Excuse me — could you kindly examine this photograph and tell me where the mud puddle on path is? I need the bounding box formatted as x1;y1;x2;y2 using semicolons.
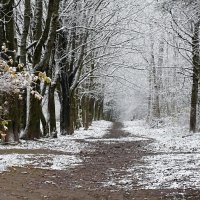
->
0;122;200;199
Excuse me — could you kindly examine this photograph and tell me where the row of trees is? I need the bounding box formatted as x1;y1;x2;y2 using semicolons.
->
102;0;200;132
147;0;200;131
0;0;131;141
2;0;199;141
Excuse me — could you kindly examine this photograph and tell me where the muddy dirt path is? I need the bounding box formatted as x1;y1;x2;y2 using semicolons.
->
0;122;200;200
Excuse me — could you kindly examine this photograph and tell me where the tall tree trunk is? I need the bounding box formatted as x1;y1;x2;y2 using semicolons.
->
88;97;95;125
81;95;87;128
157;38;164;114
0;1;5;47
147;67;152;122
40;105;49;137
3;0;16;58
48;83;57;137
12;96;21;142
20;0;32;65
60;72;73;135
33;0;43;41
24;0;60;139
74;90;81;129
98;100;104;120
150;40;160;119
21;90;27;130
70;94;76;132
94;100;99;121
190;21;200;133
84;96;90;130
23;83;42;139
32;0;55;66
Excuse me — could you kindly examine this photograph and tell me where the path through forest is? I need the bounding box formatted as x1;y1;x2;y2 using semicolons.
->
0;122;200;199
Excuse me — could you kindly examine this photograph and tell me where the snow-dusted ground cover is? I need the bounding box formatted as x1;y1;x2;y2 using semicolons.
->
116;120;200;190
0;120;111;172
0;154;81;172
123;120;198;153
71;120;112;140
1;121;112;152
86;137;147;143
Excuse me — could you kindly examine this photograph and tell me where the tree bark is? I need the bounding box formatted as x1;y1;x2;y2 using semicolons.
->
0;1;6;48
33;0;55;66
33;0;43;41
20;0;32;65
60;72;73;135
23;83;41;139
3;0;16;57
190;21;200;133
24;0;60;139
48;83;57;137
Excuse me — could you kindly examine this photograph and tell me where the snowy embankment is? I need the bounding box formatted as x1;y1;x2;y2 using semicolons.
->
0;121;111;172
121;120;200;190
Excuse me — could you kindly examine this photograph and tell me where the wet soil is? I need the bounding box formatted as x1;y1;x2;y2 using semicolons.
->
0;122;199;199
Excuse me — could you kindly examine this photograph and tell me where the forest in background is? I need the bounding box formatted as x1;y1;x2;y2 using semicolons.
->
0;0;199;143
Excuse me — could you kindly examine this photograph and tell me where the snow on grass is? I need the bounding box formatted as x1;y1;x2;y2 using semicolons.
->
116;120;200;190
0;120;112;153
18;138;85;153
0;154;82;172
103;152;200;190
102;167;135;190
71;120;112;139
0;120;111;172
85;137;147;143
109;153;200;190
123;120;199;153
131;153;200;189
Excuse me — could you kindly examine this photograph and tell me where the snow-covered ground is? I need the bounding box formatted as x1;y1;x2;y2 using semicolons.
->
118;120;200;190
2;119;200;191
0;120;111;172
0;154;81;171
123;120;198;153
